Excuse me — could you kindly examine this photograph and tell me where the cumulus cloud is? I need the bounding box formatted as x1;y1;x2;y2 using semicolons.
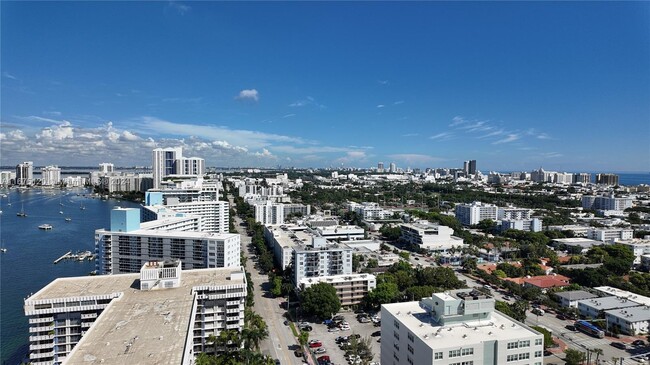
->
36;121;74;140
236;89;259;102
120;130;141;141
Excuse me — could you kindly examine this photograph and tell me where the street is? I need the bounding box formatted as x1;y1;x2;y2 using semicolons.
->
228;195;306;365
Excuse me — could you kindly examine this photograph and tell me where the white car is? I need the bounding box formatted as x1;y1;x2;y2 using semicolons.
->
328;327;340;332
340;325;351;331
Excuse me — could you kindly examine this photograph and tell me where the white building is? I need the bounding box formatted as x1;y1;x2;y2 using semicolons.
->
554;290;598;308
0;170;16;186
299;273;376;307
152;147;205;189
618;239;650;265
99;173;153;193
254;201;285;225
95;207;240;274
16;161;34;186
400;221;464;251
145;183;221;205
381;289;544;365
98;162;114;173
293;237;353;284
24;262;246;365
314;225;365;240
605;306;650;335
500;218;542;233
582;194;633;211
576;296;640;319
143;200;230;234
587;228;634;243
455;202;498;226
40;165;61;186
348;201;393;220
62;176;86;187
498;207;532;221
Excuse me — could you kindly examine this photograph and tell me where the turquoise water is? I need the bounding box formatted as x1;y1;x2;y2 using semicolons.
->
0;188;140;364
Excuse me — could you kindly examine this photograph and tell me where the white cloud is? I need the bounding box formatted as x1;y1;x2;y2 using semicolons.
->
335;151;369;165
120;130;141;141
393;100;404;105
2;72;17;80
36;121;74;140
429;132;454;141
402;133;419;137
377;104;385;108
254;149;274;157
493;134;520;144
282;114;296;118
537;133;552;140
236;89;259;102
167;1;191;14
378;80;389;85
289;96;325;109
541;152;563;158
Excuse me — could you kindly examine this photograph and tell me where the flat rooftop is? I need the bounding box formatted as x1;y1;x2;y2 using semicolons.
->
594;286;650;307
606;305;650;322
552;237;604;248
98;227;237;239
578;296;642;310
382;300;540;347
27;268;245;365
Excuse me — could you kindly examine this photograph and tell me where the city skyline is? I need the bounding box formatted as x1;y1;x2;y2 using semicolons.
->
1;2;649;172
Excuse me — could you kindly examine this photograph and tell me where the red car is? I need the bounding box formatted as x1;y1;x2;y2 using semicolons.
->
317;355;330;362
309;341;322;348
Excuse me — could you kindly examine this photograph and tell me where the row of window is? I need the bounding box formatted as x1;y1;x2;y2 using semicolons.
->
449;348;474;358
450;362;473;365
507;340;531;349
506;352;530;362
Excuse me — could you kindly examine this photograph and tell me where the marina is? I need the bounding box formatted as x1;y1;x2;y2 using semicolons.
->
53;250;96;264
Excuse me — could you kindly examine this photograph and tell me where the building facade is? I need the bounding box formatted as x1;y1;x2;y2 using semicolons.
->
381;289;544;365
254;201;285;225
293;237;353;284
16;161;34;186
400;222;464;251
40;165;61;186
24;262;246;365
455;202;498;226
298;273;377;307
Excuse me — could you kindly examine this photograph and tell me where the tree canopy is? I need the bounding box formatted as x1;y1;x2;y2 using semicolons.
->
300;283;341;319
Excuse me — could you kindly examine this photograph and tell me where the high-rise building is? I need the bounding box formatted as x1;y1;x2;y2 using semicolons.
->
95;207;240;274
596;173;620;186
455;201;498;226
292;237;353;284
389;162;397;173
573;173;591;184
40;165;61;186
468;159;477;175
24;261;247;365
152;147;183;189
98;162;114;173
254;201;285;225
582;194;632;211
16;161;33;186
377;162;385;173
381;289;544;365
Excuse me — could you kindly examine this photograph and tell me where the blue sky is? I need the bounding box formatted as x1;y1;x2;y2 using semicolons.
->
1;1;649;172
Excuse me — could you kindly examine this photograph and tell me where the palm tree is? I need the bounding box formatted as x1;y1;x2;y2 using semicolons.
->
592;348;603;364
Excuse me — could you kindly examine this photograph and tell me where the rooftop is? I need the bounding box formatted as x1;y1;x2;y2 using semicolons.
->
594;286;650;307
382;300;540;348
578;296;641;310
554;290;598;301
606;305;650;322
26;268;246;365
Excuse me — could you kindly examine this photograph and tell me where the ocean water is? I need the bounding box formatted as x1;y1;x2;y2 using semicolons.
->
0;188;140;364
618;173;650;186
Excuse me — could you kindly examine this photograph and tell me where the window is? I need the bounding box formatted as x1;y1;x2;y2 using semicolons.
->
507;354;518;362
434;352;443;360
394;320;400;329
519;340;530;348
507;341;518;349
407;344;413;354
518;353;530;360
534;338;542;346
407;356;413;365
394;331;400;340
394;343;400;351
449;349;462;358
461;348;474;356
535;351;542;358
408;332;414;342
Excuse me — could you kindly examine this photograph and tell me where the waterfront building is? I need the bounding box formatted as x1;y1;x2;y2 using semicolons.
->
596;173;620;186
40;165;61;186
381;289;544;365
95;207;240;274
573;173;591;184
16;161;34;186
0;170;16;185
98;163;114;173
152;147;205;189
142;200;230;234
455;201;498;226
23;261;246;365
582;194;633;211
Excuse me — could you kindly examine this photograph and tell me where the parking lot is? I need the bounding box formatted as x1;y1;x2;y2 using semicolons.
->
303;311;381;365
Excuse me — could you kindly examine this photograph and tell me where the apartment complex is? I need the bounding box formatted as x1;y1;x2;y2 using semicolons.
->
347;201;393;220
455;202;498;226
142;200;230;234
596;173;620;186
586;228;634;243
582;194;633;211
298;273;377;307
96;207;240;274
254;201;285;225
293;237;353;284
152;147;205;189
381;289;543;365
24;261;246;365
40;165;61;186
16;161;34;186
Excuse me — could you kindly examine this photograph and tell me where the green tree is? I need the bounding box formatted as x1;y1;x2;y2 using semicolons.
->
300;283;341;319
531;326;554;348
298;330;309;348
462;257;478;273
366;258;379;269
564;348;586;365
365;281;400;309
352;254;361;272
270;276;282;297
404;285;438;301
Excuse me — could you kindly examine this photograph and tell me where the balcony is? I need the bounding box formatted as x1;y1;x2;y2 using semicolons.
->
29;325;54;333
29;317;54;324
30;350;54;359
29;334;54;342
81;313;97;320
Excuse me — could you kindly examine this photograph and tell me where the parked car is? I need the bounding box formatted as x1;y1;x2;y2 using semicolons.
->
313;347;327;354
294;349;304;357
328;327;340;333
301;325;313;332
283;320;289;325
611;342;627;350
531;308;544;316
633;340;646;347
333;315;345;321
555;314;567;320
371;330;381;337
317;355;330;362
309;342;323;348
275;360;280;365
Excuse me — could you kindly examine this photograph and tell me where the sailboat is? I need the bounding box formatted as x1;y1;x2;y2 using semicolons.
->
7;195;11;206
80;202;86;210
16;203;26;217
65;217;72;222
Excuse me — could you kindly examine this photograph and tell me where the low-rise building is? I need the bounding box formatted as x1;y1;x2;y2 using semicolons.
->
381;289;544;365
298;273;377;307
23;261;246;365
618;239;650;265
293;237;353;284
577;296;640;319
605;306;650;335
587;228;634;243
400;221;464;251
554;290;598;308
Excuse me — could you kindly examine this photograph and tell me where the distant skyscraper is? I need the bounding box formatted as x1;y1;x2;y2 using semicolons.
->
40;165;61;186
463;160;469;173
468;159;477;174
152;147;205;189
377;162;384;173
98;162;114;173
15;161;33;186
573;173;591;184
596;173;620;186
389;162;397;173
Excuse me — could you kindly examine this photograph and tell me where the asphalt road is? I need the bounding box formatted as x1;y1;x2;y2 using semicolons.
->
229;195;306;365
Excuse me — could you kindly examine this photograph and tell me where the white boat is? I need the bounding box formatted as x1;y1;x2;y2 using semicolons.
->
59;211;64;214
80;203;86;210
38;224;53;230
0;248;6;253
17;203;26;217
65;218;72;222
